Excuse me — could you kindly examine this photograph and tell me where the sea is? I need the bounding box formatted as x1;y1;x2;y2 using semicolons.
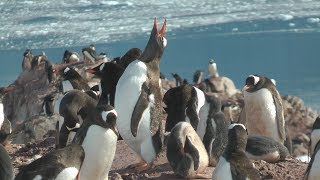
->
0;0;319;111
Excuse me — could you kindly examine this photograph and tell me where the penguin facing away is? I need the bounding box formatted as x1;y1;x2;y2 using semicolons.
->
163;84;205;132
15;144;85;180
212;123;260;180
246;135;289;163
112;47;142;69
304;116;320;180
73;104;118;180
115;18;167;171
0;144;13;180
241;74;286;144
57;90;98;148
166;122;209;179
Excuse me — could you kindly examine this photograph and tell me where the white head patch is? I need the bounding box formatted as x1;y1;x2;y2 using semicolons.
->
101;109;117;122
271;79;276;86
70;54;79;61
66;123;80;131
228;123;246;130
162;37;167;47
249;75;260;85
64;67;70;74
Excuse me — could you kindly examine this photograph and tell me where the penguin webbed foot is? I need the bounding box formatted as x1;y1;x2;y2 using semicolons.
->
127;160;147;169
189;173;211;179
135;163;153;172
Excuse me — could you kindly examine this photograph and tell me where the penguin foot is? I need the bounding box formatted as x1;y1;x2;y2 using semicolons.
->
189;173;211;179
127;160;147;169
135;163;152;172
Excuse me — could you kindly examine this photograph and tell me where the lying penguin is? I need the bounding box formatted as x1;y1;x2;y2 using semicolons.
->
15;144;85;180
246;135;289;163
212;123;260;180
73;104;118;180
304;116;320;180
167;122;209;179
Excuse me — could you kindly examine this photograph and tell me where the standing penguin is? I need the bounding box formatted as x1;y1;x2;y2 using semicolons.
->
57;90;98;148
73;104;118;180
240;74;285;144
163;84;205;132
15;144;85;180
60;67;91;93
212;123;260;180
200;95;229;167
304;116;320;180
22;49;34;71
166;122;209;179
0;144;13;180
115;18;167;171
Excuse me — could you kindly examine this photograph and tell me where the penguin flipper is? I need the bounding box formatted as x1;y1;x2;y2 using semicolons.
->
186;102;200;130
131;82;150;137
184;136;200;171
271;87;286;143
202;118;215;158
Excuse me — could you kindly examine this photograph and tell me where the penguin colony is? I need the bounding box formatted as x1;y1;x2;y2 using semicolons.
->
0;17;315;180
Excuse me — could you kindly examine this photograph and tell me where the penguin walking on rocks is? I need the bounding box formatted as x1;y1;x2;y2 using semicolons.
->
163;84;205;132
114;18;167;171
73;104;118;180
240;74;286;144
246;135;289;163
0;144;13;180
212;123;260;180
304;116;320;180
15;144;85;180
167;122;209;179
57;89;98;148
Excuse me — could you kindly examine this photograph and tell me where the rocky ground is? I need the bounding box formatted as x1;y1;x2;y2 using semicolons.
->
1;59;318;179
4;92;317;179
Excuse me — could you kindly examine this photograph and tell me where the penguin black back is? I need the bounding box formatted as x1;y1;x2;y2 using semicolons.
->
61;67;90;91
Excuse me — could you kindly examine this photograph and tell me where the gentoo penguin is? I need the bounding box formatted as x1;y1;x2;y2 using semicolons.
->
193;70;204;85
208;59;219;78
246;135;289;162
30;51;47;70
163;84;205;132
201;95;229;166
166;122;209;179
60;67;91;93
112;48;142;69
15;144;85;180
0;144;13;180
73;104;118;180
57;90;98;148
114;18;167;171
304;116;320;180
62;50;80;63
212;123;260;180
82;44;97;63
172;73;184;87
22;49;34;71
240;74;285;144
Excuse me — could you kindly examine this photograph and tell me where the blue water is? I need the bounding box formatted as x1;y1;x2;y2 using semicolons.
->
0;0;319;111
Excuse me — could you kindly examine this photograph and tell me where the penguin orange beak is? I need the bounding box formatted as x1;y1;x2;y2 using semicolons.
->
154;18;167;36
242;85;251;91
86;69;96;74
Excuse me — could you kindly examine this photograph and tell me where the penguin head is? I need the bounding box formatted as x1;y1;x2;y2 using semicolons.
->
63;67;81;80
152;18;167;48
23;49;33;57
228;123;248;151
120;48;142;68
243;74;274;93
193;70;204;84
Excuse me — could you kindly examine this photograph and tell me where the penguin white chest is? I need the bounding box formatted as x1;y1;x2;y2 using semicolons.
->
80;125;117;180
197;102;210;141
244;89;278;139
55;167;79;180
115;60;156;162
308;150;320;180
212;157;233;180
